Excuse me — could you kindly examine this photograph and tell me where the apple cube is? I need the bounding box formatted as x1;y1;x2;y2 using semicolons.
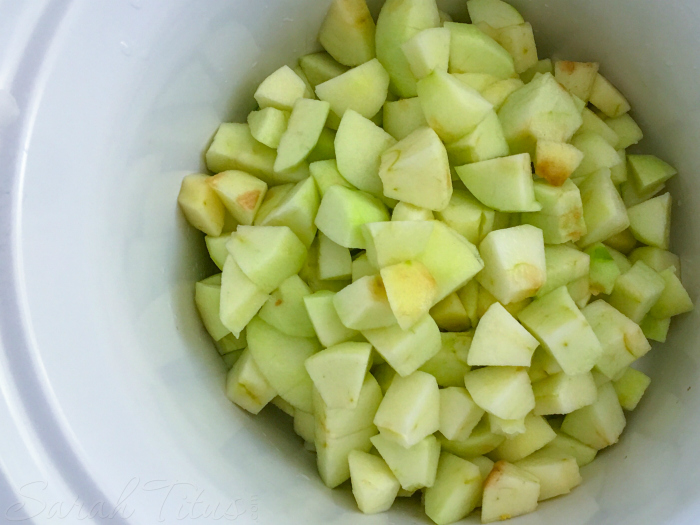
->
424;453;482;525
391;201;434;221
457;280;480;327
318;233;352;281
314;373;382;439
305;342;372;409
319;0;376;67
401;27;451;79
194;276;229;341
534;141;584;186
304;290;360;347
439;387;485;441
352;253;376;282
222;352;244;370
348;450;400;514
417;222;485;302
537;244;590;298
520;58;553;83
206;123;277;182
467;0;524;28
207;170;268;227
247;107;289;149
518;286;602;375
216;329;246;356
650;267;693;319
373;371;440;448
481;78;525;109
577;168;630;247
561;382;626;449
554;60;599;101
333;275;397;330
247;316;322;412
640;314;670;343
430;293;470;332
417;70;493;143
606;245;632;274
274;98;330;173
379;126;453;210
383;97;429;141
272;396;295;417
540;431;597;467
258;275;315;337
521;179;587;245
489;414;526;437
316;426;377;488
293;64;316;99
492;23;538;74
309;159;354;198
308;127;337;163
375;0;440;98
335;109;396;197
433;189;490;245
362;220;435;269
497;72;582;156
177;174;226;237
604;228;637;256
468;303;539;367
515;449;582;501
254;65;306;111
456;154;541;212
381;261;438;330
419;332;472;387
445;22;515;79
363;315;441;377
628;193;672;250
569;132;622;183
204;234;231;271
254;177;320;246
586;243;621;295
477;225;546;304
491;414;556;462
607;261;666;323
438;417;506;457
225;348;277;414
464;366;535;420
299;51;349;88
453;72;500;91
220;256;269;337
613;367;651;411
315;186;390;249
606;113;643;149
371;433;440;491
621;178;666;208
446;111;509;166
589;73;630;118
629;247;680;276
533;372;597;416
316;58;390;121
482;461;540;523
292;408;313;442
579;107;619;146
373;362;397;395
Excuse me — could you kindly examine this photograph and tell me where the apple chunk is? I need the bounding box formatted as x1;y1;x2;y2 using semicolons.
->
482;461;540;523
362;220;435;268
348;450;400;514
207;170;268;226
333;275;397;330
401;27;451;79
274;98;330;173
464;366;535;421
424;453;482;525
445;22;516;78
371;433;440;491
521;179;587;245
177;174;226;237
305;342;372;409
381;261;438;330
319;0;376;67
561;382;626;450
534;141;584;186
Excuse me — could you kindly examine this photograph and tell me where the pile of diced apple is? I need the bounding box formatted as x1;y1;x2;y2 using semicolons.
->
177;0;694;522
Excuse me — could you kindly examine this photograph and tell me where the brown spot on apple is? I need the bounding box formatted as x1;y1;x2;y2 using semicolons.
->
237;190;261;211
485;460;508;488
536;157;571;186
559;61;576;74
275;299;283;306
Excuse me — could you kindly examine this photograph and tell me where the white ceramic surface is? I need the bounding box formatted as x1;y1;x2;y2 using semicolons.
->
0;1;699;524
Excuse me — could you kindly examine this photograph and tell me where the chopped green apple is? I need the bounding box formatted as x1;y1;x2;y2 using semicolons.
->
371;433;440;491
307;127;337;162
566;276;591;309
274;98;330;173
570;131;622;180
379;126;453;210
606;246;633;275
532;372;597;416
520;58;553;83
316;426;377;488
588;73;630;118
220;256;269;337
299;52;349;88
649;267;694;319
304;290;360;347
560;382;626;450
362;220;434;268
309;159;354;198
434;189;492;245
577;168;630;248
314;373;382;439
216;329;246;356
515;449;582;501
253;65;306;112
305;342;372;409
538;244;590;298
348;450;400;514
482;461;540;523
492;23;538;74
195;275;229;341
206;123;277;182
453;72;500;91
534;141;584;186
606;113;643;149
540;431;597;467
333;274;397;330
419;332;473;387
464;366;535;420
604;227;637;255
467;0;524;28
429;293;470;332
319;0;376;67
401;27;451;79
438;417;506;458
258;275;316;337
489;414;526;437
352;253;377;282
424;453;482;525
627;193;672;249
207;170;268;226
585;243;621;295
205;233;231;271
445;111;509;165
483;78;526;110
579;107;619;146
491;413;556;462
439;387;485;441
381;261;438;329
620;179;666;208
629;246;680;276
613;367;651;411
383;97;429;140
318;233;352;280
640;314;670;342
226;348;277;414
178;174;226;237
554;60;599;101
294;65;316;99
521;179;587;244
372;362;397;394
444;22;516;79
247;107;289;149
391;201;435;221
607;261;666;323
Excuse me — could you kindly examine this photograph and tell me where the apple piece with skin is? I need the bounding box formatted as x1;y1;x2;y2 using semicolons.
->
371;433;440;491
319;0;376;67
206;123;277;183
464;366;535;420
383;97;429;141
207;170;268;226
640;315;670;342
195;276;229;341
254;65;306;111
299;52;349;88
258;275;316;338
490;413;557;462
533;372;597;416
434;189;492;245
318;233;352;281
309;159;354;198
561;382;626;450
401;27;451;80
348;450;400;514
627;193;672;249
363;315;441;377
304;290;360;347
293;65;316;99
220;256;269;337
520;58;553;83
333;275;397;330
467;0;524;28
554;60;599;101
417;222;485;302
419;332;472;387
468;302;539;367
481;461;540;523
492;23;538;74
589;73;631;118
534;141;584;186
586;243;621;295
650;267;694;319
254;177;320;247
351;253;376;282
456;154;541;212
481;78;525;110
417;70;493;144
446;111;509;166
177;174;226;237
225;348;277;415
424;453;482;525
576;168;630;248
518;286;603;376
274;98;330;173
381;261;438;330
497;72;582;156
476;225;546;305
439;387;485;441
570;131;622;180
247;107;289;149
606;113;643;150
362;220;435;268
247;316;321;412
305;342;372;409
429;292;470;332
521;179;587;245
438;417;506;458
375;0;440;98
379;127;452;210
540;431;597;467
335;109;396;197
445;22;516;79
374;371;439;448
613;367;651;411
391;202;434;221
579;107;619;146
489;414;526;438
629;246;680;276
607;261;666;323
205;234;231;271
515;449;582;501
316;426;377;488
537;244;590;298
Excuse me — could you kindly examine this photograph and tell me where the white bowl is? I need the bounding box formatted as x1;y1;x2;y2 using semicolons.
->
0;1;698;523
